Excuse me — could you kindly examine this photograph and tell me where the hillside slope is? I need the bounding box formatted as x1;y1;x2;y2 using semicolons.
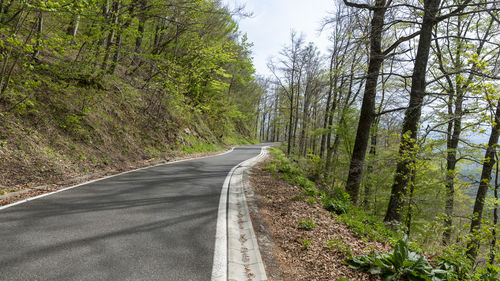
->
0;0;260;194
0;67;255;193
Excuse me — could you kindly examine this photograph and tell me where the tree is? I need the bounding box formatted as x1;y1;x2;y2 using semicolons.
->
268;31;305;155
298;43;323;157
431;12;496;244
343;0;420;204
467;96;500;260
384;0;478;223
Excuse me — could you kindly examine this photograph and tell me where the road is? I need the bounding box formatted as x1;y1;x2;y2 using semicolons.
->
0;144;267;281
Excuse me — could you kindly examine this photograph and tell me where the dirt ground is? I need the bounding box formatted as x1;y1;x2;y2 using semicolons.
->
247;160;390;281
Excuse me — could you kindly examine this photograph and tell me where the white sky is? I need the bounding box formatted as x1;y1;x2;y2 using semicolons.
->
224;0;335;76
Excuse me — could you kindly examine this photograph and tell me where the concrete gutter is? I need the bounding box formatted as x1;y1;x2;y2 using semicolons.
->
214;146;268;281
227;147;268;281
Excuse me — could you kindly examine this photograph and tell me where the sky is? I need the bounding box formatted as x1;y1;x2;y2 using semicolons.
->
223;0;335;76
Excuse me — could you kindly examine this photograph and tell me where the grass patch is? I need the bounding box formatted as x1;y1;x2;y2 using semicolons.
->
181;135;223;154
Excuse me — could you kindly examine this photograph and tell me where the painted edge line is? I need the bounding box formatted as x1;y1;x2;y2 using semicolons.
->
0;147;235;211
211;160;237;281
211;146;267;281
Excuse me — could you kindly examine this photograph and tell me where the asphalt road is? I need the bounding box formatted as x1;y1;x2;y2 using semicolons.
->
0;144;268;281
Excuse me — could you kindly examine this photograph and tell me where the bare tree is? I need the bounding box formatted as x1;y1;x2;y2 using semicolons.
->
268;31;305;155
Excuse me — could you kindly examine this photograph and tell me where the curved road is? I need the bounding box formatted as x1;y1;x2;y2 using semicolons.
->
0;144;267;281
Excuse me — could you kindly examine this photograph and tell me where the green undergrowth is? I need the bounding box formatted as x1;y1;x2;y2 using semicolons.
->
264;147;396;244
0;67;256;188
263;147;316;189
181;135;224;154
263;147;498;281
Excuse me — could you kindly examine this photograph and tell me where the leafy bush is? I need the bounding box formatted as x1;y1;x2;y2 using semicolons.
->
263;162;277;174
323;198;350;214
435;247;499;281
298;218;317;230
282;173;315;188
302;151;324;181
267;147;316;189
337;208;395;242
321;188;351;214
278;162;302;175
347;236;447;281
434;247;471;281
474;264;499;281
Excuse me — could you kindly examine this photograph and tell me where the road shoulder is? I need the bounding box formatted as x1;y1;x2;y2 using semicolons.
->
0;148;234;209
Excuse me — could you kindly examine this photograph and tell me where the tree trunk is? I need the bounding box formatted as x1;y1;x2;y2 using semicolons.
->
266;105;272;141
110;2;136;74
272;92;279;142
441;16;493;244
67;13;80;37
131;0;147;66
292;72;302;153
345;0;387;204
490;155;499;266
466;97;500;261
364;117;379;208
299;82;311;157
101;0;119;70
384;0;441;222
320;53;335;158
287;86;294;155
32;11;43;59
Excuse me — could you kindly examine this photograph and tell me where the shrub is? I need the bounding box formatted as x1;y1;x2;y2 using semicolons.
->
434;246;499;281
337;208;395;242
323;198;350;215
322;189;351;215
306;196;315;206
347;236;448;281
267;147;316;189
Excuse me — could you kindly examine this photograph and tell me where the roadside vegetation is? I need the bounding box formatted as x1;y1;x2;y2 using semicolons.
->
260;147;498;280
256;0;499;280
0;0;259;192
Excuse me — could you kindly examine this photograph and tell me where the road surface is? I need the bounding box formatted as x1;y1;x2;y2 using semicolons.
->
0;144;267;281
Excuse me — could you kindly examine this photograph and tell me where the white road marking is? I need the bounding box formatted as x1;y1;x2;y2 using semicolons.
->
211;146;268;281
0;147;235;211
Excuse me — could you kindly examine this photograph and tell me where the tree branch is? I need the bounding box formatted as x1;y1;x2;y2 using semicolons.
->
383;30;421;56
436;0;473;22
342;0;373;10
375;106;408;117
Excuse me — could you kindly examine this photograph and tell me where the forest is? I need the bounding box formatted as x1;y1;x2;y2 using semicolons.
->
0;0;260;188
256;0;499;279
0;0;499;280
